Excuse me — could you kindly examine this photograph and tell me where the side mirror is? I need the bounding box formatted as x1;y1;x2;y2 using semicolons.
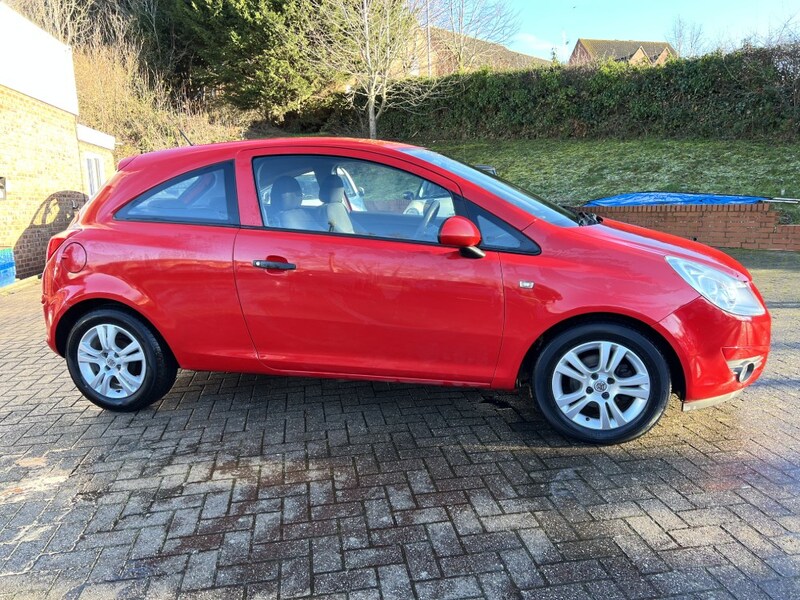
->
438;216;485;259
402;191;414;201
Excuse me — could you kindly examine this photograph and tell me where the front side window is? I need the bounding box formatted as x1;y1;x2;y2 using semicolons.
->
117;162;238;225
252;155;455;244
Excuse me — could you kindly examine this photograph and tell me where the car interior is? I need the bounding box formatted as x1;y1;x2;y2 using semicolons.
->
253;156;452;243
118;166;231;223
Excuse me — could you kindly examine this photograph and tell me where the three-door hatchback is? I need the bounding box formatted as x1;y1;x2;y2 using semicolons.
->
42;138;771;443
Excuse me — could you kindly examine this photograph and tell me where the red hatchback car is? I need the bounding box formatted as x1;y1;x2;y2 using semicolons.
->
42;138;771;444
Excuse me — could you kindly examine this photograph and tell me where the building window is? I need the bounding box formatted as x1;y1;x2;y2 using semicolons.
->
85;155;104;196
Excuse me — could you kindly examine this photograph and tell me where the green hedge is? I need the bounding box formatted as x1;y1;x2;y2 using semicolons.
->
284;45;800;140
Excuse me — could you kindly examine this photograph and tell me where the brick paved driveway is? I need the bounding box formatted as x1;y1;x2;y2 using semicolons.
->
1;250;799;600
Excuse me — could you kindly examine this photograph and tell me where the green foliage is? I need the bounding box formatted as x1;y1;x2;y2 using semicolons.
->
298;46;800;140
145;0;319;118
283;93;360;134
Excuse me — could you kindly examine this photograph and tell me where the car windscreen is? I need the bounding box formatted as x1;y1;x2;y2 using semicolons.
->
400;148;579;227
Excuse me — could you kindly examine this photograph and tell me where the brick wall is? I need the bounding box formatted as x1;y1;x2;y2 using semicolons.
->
0;86;114;278
589;203;800;252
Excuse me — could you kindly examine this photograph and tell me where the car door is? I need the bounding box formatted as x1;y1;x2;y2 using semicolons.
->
232;148;505;384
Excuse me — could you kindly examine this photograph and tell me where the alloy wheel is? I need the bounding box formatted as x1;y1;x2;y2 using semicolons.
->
550;340;651;431
76;323;146;399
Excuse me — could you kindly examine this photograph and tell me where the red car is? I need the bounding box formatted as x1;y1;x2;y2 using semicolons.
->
42;138;771;444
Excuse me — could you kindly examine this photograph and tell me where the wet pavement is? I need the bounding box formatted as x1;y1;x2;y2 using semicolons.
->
0;249;799;599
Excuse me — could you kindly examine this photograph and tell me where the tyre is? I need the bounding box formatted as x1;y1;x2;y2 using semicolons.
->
65;308;177;411
532;323;670;444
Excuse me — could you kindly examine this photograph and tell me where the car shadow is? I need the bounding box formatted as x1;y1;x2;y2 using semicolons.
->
13;191;87;279
152;369;693;451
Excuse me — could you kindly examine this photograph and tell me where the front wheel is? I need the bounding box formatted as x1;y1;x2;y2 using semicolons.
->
532;323;670;444
65;308;177;411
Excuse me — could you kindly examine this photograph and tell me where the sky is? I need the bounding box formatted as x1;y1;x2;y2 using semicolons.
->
506;0;800;61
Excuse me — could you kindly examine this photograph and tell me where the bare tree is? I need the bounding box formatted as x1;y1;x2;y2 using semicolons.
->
429;0;520;72
6;0;147;47
312;0;435;138
7;0;97;46
756;15;800;47
668;16;706;58
702;15;799;55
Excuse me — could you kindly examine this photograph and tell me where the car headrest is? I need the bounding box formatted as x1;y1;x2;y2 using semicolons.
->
256;162;270;197
319;175;346;204
271;176;302;211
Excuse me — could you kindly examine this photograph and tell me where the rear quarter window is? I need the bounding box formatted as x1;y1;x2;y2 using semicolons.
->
116;162;238;225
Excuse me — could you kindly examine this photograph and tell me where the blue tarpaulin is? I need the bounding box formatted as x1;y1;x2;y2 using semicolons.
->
585;192;767;207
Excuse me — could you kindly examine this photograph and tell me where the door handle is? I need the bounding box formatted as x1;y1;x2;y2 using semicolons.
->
253;260;296;271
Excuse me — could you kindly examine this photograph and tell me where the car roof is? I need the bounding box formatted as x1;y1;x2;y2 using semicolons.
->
122;137;417;171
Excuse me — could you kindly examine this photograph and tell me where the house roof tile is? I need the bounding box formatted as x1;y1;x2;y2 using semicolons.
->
429;27;550;70
577;39;677;61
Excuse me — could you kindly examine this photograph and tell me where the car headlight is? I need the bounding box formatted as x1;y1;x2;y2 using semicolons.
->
666;256;765;317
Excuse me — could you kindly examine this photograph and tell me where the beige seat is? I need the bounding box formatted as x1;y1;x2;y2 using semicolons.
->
316;175;355;234
270;176;321;231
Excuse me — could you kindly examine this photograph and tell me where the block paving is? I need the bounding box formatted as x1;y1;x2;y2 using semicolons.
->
1;249;799;599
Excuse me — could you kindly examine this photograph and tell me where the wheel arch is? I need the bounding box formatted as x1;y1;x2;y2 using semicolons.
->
54;298;178;367
517;312;686;400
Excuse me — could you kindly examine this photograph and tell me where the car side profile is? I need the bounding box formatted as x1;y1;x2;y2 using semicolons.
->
42;138;771;444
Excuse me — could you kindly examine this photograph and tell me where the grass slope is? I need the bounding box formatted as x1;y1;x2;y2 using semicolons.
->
428;139;800;221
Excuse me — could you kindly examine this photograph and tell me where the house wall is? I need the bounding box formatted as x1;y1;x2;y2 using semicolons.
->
588;203;800;252
0;4;115;280
628;47;650;66
0;86;87;278
568;43;592;66
0;87;115;279
653;48;672;66
0;3;78;115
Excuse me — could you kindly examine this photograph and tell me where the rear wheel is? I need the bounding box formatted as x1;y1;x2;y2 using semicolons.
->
66;308;176;411
532;323;670;444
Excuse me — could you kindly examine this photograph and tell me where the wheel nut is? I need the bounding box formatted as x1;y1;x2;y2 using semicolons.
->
591;373;598;380
586;387;594;394
608;378;615;384
602;392;610;399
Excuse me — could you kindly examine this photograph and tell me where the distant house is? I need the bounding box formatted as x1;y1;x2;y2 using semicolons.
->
0;4;115;279
420;28;550;76
403;27;548;78
568;39;677;66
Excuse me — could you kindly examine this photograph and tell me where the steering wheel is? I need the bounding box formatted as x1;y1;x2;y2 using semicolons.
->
413;200;440;237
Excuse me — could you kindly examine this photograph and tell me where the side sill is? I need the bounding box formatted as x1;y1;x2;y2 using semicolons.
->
682;389;743;412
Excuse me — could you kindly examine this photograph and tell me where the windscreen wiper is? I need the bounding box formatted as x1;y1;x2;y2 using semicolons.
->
573;210;604;226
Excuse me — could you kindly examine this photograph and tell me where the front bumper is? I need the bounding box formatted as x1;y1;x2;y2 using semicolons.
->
659;296;771;408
